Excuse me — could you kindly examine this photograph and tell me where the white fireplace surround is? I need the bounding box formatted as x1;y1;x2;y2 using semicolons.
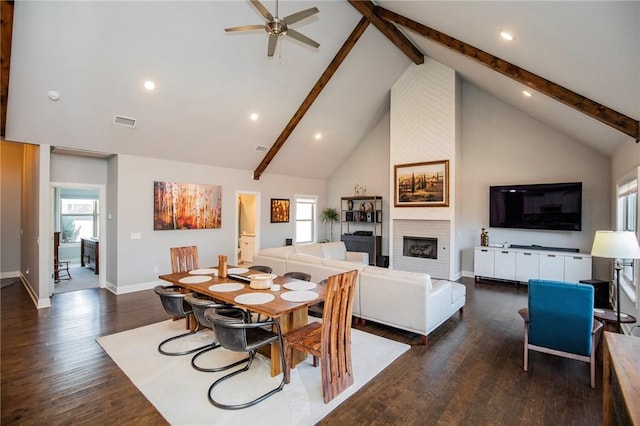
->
393;219;451;279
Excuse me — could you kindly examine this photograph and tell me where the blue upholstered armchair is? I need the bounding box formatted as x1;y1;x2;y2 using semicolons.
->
519;279;603;388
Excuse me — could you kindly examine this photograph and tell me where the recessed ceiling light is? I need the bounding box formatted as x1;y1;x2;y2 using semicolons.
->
522;90;533;97
314;133;322;140
144;80;155;91
500;31;514;41
250;113;259;121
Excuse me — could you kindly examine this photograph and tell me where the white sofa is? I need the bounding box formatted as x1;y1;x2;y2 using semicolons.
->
358;266;466;344
252;241;369;279
253;242;466;342
252;242;368;315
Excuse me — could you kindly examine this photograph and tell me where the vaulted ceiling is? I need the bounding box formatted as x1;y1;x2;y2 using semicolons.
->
3;1;639;180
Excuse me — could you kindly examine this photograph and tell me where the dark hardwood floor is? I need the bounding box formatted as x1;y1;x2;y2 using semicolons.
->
1;277;602;425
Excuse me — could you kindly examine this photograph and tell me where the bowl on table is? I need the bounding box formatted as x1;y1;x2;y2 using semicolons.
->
249;273;277;290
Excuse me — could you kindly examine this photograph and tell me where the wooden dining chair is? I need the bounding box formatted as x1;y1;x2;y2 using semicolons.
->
283;269;358;403
170;246;199;273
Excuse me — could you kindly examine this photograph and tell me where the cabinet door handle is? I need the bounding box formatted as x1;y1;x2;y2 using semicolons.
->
501;251;509;254
573;256;582;260
547;254;556;258
481;249;488;252
523;253;531;256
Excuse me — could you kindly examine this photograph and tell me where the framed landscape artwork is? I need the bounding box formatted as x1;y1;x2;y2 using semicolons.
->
271;198;290;223
153;181;222;230
394;160;449;207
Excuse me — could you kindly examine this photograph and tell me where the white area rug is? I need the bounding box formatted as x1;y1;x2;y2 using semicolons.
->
97;319;409;425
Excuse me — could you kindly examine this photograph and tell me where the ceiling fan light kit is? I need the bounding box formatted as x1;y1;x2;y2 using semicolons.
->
225;0;320;57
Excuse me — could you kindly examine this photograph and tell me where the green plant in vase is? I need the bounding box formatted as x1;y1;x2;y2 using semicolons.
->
321;207;340;242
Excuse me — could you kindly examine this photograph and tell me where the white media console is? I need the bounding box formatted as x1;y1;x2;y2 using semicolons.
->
474;246;592;284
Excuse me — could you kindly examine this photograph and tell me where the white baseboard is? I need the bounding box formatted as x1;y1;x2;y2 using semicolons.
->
0;270;20;279
110;280;162;295
461;270;475;278
18;275;51;309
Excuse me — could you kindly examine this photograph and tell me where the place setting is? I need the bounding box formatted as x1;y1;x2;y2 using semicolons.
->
280;290;319;302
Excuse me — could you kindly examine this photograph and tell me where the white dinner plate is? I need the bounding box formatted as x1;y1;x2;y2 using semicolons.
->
234;292;275;305
189;268;218;275
178;275;212;284
228;267;250;275
280;290;319;302
283;281;317;291
208;283;244;292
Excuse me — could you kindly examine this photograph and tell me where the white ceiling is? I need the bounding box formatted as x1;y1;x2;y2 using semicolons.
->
7;1;639;179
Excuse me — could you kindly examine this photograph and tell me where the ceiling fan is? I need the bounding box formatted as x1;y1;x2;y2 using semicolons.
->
225;0;320;57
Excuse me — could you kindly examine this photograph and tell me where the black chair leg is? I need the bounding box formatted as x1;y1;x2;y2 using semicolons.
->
207;343;286;410
158;323;210;356
191;343;250;372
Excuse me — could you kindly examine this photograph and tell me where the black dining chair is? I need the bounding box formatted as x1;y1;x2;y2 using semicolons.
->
283;271;311;282
308;278;327;318
248;265;273;273
184;293;251;372
154;285;210;356
204;307;286;410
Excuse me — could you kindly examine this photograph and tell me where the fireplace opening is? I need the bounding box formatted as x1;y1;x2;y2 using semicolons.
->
403;236;437;259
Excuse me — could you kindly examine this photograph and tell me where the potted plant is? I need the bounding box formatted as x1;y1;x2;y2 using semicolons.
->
321;207;340;242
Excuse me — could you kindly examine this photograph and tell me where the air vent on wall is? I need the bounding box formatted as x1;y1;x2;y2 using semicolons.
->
113;115;137;128
255;145;267;152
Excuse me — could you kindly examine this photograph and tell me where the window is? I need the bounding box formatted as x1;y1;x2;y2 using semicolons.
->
295;195;317;244
616;177;638;300
60;198;99;243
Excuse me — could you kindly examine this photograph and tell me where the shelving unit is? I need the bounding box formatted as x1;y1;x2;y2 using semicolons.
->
340;196;382;265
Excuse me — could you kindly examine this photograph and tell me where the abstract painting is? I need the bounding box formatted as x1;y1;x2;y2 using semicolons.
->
154;181;222;230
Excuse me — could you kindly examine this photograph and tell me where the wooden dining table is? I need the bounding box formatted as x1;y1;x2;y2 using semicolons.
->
158;268;326;376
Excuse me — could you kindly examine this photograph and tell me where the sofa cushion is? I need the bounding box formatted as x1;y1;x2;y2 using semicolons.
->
258;246;296;259
322;258;363;270
321;242;347;260
288;253;324;264
295;243;324;258
362;266;432;291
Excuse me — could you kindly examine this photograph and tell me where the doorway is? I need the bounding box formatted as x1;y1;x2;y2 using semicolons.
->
235;191;261;266
50;183;106;295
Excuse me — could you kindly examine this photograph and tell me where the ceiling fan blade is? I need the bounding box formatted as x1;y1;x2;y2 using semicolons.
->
282;7;319;25
267;34;279;57
250;0;274;21
286;29;319;48
225;24;265;32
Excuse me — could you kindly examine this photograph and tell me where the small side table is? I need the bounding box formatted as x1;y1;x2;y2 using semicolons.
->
580;279;610;308
593;308;636;332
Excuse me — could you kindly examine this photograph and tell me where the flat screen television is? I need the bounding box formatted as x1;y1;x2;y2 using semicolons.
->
489;182;582;231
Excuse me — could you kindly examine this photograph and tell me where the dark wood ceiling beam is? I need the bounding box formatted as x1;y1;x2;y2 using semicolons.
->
348;0;423;65
253;17;370;180
1;1;15;138
375;6;639;141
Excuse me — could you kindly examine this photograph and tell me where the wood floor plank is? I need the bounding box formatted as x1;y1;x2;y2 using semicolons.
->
1;277;602;424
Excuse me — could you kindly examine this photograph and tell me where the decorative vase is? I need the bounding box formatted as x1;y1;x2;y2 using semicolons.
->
347;200;353;210
480;228;489;247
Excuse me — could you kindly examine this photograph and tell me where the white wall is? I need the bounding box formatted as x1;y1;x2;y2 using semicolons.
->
111;154;327;292
458;82;611;276
50;153;108;184
327;76;612;281
328;111;391;254
1;141;23;276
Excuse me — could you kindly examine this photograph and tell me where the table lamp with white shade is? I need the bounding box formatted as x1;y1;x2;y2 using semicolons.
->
590;230;640;333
